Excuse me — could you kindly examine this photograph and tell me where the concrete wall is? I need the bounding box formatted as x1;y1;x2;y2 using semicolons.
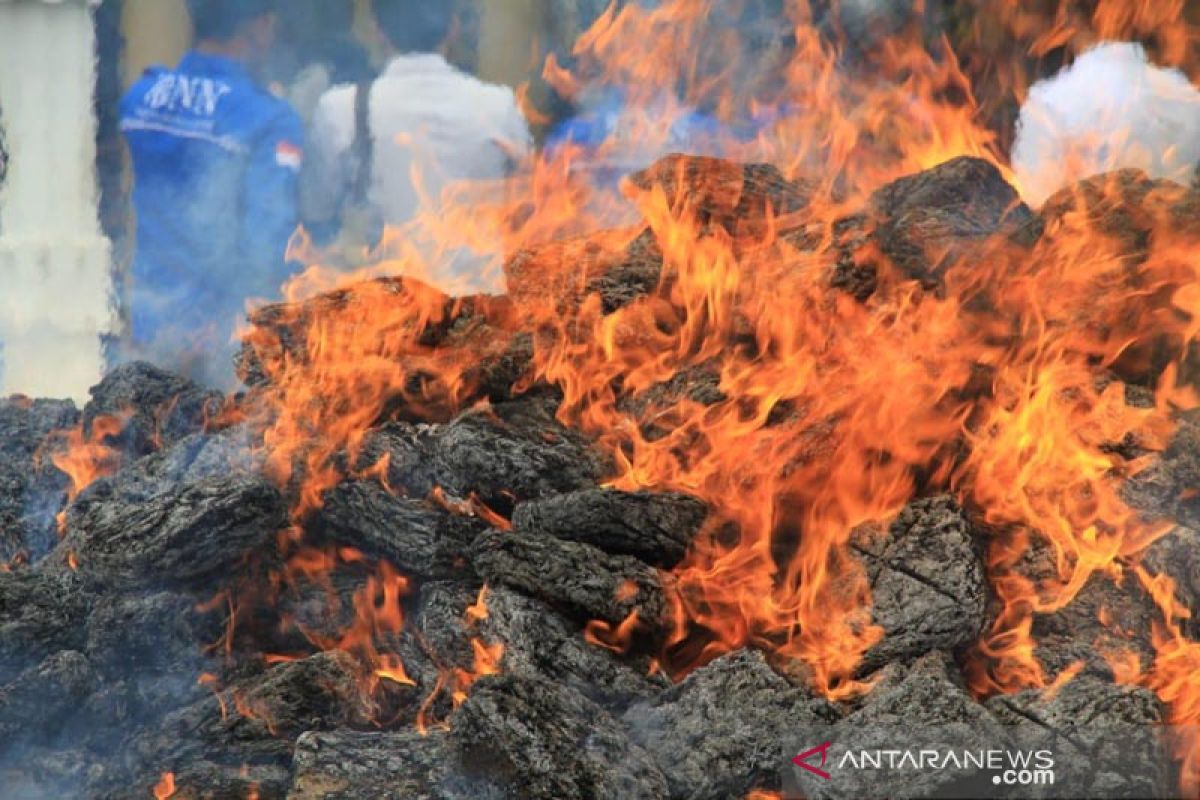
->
0;0;114;402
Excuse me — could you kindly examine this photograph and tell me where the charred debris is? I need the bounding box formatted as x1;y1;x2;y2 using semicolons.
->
1;154;1197;798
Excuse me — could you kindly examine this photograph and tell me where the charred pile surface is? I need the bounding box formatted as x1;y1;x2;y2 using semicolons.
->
2;154;1199;799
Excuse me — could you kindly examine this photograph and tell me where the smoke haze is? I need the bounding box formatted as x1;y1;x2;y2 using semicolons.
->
1013;42;1200;207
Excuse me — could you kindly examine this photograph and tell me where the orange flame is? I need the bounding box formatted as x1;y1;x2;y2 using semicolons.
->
312;558;414;695
232;688;279;737
585;610;642;656
1123;565;1200;795
465;584;490;624
152;772;176;800
223;3;1200;786
415;583;505;734
44;413;128;535
450;638;505;707
197;672;229;721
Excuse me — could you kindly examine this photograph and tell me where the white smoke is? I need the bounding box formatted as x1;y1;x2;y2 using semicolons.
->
1013;42;1200;207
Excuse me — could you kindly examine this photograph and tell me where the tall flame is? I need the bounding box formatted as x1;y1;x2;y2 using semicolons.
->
225;1;1200;783
46;413;127;505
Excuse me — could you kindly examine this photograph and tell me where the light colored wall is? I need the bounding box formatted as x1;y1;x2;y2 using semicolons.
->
0;0;113;401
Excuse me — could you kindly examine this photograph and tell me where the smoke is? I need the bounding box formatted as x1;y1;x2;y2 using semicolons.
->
1012;42;1200;207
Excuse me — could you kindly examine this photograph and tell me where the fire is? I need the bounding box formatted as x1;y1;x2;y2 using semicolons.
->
301;556;415;696
152;771;175;799
48;413;127;501
197;672;229;721
465;583;490;624
43;412;128;533
232;688;279;737
243;276;520;519
974;1;1199;76
260;0;1002;621
431;486;514;530
0;551;26;573
450;638;505;706
217;0;1200;787
451;585;505;700
196;590;238;661
1103;565;1200;793
414;585;505;734
450;585;504;704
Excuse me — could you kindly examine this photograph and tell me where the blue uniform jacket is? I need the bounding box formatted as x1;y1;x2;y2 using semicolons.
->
120;52;303;350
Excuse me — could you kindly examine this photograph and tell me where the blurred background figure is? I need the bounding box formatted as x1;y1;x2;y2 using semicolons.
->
541;0;794;195
267;0;375;126
119;0;303;387
300;0;532;260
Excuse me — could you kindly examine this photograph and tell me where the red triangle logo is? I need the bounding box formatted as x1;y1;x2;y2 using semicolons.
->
792;741;833;780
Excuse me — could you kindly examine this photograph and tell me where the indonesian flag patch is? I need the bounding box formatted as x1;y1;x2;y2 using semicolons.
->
275;141;303;171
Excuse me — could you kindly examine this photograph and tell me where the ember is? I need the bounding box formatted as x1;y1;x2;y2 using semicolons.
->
3;1;1200;798
152;772;175;800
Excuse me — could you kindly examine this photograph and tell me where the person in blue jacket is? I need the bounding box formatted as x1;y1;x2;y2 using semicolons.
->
120;0;303;387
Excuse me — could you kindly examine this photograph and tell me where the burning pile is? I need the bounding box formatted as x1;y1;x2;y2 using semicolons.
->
0;148;1198;798
5;1;1200;798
